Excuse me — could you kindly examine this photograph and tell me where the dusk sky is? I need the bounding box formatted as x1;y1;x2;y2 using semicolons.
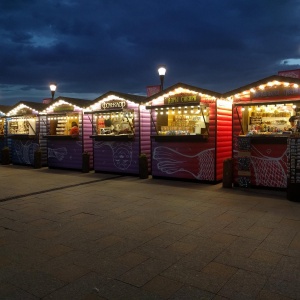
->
1;0;300;105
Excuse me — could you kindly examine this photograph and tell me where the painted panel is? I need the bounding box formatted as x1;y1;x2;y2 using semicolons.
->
94;140;140;174
11;138;39;166
92;102;142;175
151;141;215;181
250;142;287;188
47;139;82;169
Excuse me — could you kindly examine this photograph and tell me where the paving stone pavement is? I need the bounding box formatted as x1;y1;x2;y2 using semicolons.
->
0;164;300;299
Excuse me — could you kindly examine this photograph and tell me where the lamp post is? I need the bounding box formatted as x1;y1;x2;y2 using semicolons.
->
158;66;166;91
49;83;57;100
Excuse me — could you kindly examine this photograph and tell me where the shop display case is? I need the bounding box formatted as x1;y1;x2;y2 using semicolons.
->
93;109;135;138
47;113;80;136
43;97;92;171
224;74;300;188
87;91;149;175
5;101;46;166
146;83;231;183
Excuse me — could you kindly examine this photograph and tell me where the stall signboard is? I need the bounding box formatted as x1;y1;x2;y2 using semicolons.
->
164;94;200;105
100;100;127;110
54;104;74;112
17;108;32;115
251;86;300;100
278;69;300;79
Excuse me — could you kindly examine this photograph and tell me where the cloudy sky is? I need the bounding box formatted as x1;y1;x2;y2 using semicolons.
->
1;0;300;105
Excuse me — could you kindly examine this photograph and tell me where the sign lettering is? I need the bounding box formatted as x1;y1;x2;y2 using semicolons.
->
164;94;200;105
100;100;127;110
252;87;300;99
54;104;74;112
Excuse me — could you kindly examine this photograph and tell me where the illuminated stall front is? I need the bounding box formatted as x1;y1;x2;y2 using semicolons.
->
0;105;11;162
225;75;300;189
6;101;46;167
87;91;149;175
43;97;93;171
146;83;232;183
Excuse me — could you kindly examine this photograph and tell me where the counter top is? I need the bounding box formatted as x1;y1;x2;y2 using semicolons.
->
238;134;288;145
151;134;208;142
43;135;80;140
90;134;134;141
8;134;37;139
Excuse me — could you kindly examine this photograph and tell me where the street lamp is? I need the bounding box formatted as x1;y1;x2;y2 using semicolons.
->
49;83;57;100
158;66;166;91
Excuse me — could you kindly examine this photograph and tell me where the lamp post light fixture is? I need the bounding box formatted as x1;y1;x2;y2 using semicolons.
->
49;83;57;100
158;66;166;91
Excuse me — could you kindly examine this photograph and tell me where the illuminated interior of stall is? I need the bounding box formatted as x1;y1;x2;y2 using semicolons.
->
241;103;295;134
42;99;82;135
94;110;134;135
6;104;38;135
148;86;218;136
226;79;300;134
155;105;209;135
48;113;80;135
7;116;36;135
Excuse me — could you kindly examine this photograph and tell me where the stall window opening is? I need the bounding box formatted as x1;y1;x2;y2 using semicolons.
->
94;109;134;135
48;113;80;135
8;116;36;135
155;105;209;135
237;103;298;135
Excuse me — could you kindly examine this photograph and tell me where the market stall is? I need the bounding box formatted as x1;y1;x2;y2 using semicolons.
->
224;75;300;189
0;105;11;163
87;91;149;175
5;101;46;167
42;97;93;171
146;83;232;182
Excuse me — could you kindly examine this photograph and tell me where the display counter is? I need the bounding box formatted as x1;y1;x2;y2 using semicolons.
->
226;74;300;189
151;134;208;142
43;135;79;140
42;97;93;171
90;134;134;141
5;101;46;167
146;83;231;183
87;91;148;175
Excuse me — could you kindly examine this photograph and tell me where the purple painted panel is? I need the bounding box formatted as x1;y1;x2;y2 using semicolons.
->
47;139;82;169
92;103;142;175
151;140;215;181
11;138;39;166
94;140;140;174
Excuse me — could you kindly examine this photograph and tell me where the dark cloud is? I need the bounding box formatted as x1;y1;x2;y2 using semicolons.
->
1;0;300;105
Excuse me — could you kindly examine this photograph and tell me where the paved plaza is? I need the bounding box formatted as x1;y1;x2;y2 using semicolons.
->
0;165;299;299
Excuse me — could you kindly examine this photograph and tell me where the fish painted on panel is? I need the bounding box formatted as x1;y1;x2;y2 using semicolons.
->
251;145;287;187
14;140;39;165
153;146;215;181
94;141;132;170
48;147;68;161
